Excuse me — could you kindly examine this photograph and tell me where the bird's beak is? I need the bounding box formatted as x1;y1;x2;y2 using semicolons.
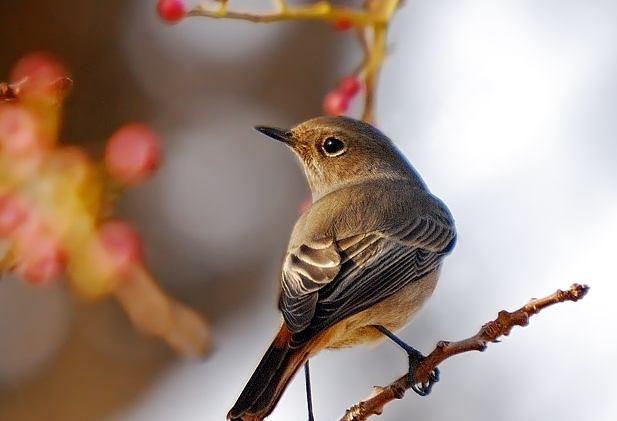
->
254;126;292;145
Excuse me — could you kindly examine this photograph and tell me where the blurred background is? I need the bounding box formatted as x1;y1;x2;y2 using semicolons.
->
1;0;616;420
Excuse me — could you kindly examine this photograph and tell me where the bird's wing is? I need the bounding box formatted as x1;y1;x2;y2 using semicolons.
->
280;213;456;347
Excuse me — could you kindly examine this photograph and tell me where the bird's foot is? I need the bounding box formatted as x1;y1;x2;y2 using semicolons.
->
407;348;439;397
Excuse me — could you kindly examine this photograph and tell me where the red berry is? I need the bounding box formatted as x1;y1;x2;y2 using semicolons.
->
157;0;187;23
0;194;28;236
97;220;143;275
338;76;361;97
323;90;350;116
0;106;41;156
104;123;161;184
332;18;353;31
10;52;69;99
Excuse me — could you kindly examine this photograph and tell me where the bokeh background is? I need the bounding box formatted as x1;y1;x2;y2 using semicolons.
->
1;0;616;420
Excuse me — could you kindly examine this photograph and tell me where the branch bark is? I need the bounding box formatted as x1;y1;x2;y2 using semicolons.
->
340;283;590;421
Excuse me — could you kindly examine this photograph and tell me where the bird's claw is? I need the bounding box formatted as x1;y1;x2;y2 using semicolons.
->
407;352;439;397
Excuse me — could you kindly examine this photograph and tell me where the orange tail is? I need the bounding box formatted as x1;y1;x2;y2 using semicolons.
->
227;325;318;420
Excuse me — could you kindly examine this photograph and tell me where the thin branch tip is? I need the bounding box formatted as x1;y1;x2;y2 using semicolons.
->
340;283;590;421
569;283;590;300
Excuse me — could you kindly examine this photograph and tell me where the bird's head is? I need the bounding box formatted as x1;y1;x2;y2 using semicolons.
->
255;116;422;200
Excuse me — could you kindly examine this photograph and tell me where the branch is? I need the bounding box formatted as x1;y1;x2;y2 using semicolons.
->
183;0;401;122
189;1;386;25
340;283;590;421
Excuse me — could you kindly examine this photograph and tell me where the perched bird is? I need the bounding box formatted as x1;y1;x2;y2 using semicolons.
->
228;116;456;421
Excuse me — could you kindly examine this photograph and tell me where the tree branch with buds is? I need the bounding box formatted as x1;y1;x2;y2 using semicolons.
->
1;53;210;358
340;283;590;421
157;0;402;123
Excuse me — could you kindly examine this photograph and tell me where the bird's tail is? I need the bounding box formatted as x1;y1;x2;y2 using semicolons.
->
227;325;317;421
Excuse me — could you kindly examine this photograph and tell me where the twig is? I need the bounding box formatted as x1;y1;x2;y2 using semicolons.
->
190;2;385;25
186;0;401;122
340;283;590;421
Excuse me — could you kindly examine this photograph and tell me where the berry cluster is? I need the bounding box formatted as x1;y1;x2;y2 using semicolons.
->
0;52;208;356
0;53;158;288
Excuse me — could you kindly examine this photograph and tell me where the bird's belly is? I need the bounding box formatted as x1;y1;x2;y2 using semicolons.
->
324;269;439;349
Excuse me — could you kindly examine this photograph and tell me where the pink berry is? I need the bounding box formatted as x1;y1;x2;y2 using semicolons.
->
0;194;28;236
10;52;68;99
97;220;143;275
157;0;187;23
0;106;41;156
104;123;161;184
332;18;353;31
338;76;361;97
323;90;350;116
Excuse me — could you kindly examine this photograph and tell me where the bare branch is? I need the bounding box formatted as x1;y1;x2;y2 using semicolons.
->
340;283;590;421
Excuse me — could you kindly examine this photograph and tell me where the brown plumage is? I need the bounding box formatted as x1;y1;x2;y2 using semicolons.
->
228;117;456;420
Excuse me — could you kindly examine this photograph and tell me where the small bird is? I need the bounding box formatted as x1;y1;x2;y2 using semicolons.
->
228;116;456;421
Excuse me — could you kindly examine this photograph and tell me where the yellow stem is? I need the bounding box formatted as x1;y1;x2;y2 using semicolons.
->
190;2;387;26
362;24;387;123
274;0;287;12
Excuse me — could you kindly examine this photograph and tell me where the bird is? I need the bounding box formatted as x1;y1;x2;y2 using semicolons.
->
227;116;456;421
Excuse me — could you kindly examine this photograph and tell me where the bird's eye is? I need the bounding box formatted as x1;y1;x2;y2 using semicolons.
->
321;137;346;157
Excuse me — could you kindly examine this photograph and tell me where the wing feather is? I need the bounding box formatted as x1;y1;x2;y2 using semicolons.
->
280;213;456;343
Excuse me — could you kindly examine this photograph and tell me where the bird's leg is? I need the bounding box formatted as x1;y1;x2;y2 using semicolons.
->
304;360;315;421
374;325;439;396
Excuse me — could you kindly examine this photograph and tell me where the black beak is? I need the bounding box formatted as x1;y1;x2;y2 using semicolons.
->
254;126;292;144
